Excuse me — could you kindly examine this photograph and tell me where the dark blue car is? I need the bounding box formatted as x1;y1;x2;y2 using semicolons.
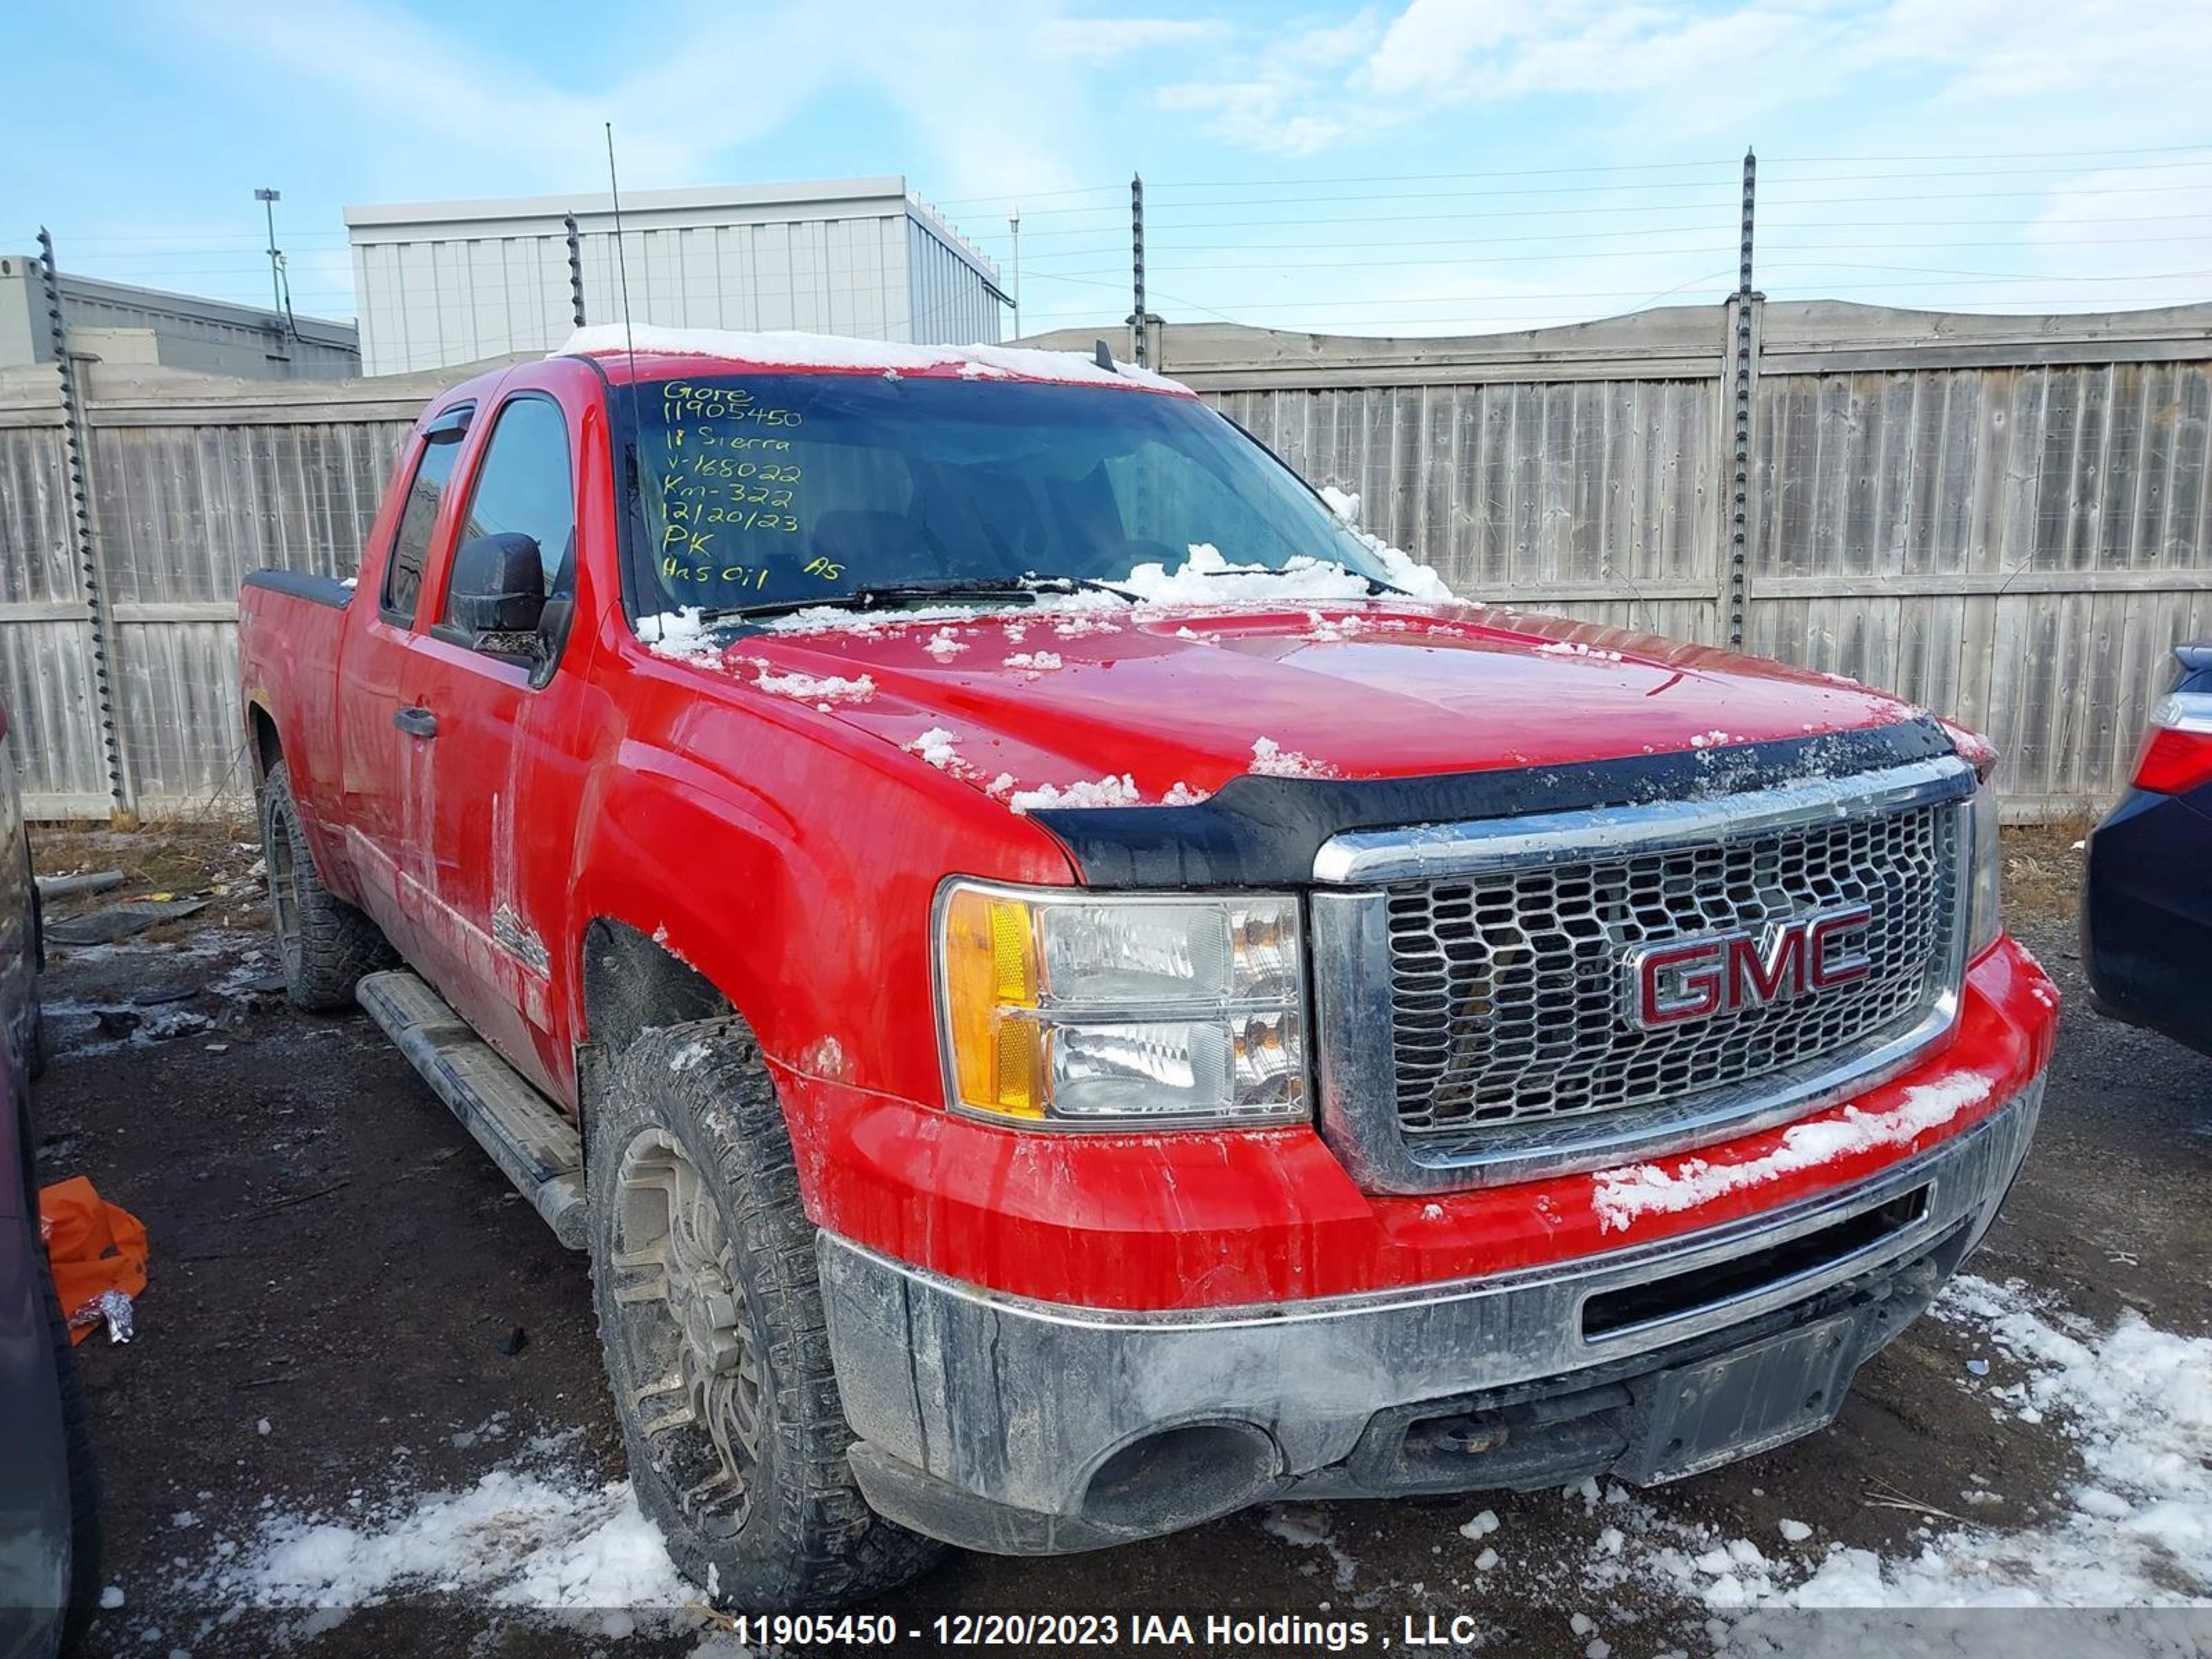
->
2084;641;2212;1058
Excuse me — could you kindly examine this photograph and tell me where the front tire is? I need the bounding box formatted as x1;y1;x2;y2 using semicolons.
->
256;760;393;1012
586;1020;942;1609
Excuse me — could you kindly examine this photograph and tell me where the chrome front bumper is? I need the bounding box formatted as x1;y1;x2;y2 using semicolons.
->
818;1075;2041;1555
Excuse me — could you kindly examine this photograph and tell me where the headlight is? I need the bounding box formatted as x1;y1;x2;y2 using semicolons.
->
935;880;1307;1129
1966;786;2003;959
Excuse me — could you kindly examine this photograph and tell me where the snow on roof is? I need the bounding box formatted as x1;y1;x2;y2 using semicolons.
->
554;324;1187;393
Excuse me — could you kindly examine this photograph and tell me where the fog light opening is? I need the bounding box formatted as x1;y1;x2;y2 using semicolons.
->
1080;1422;1279;1535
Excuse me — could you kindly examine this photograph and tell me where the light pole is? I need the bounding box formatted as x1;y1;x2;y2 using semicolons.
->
254;187;284;331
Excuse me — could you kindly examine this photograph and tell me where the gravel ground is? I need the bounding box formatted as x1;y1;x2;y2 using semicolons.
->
24;821;2211;1658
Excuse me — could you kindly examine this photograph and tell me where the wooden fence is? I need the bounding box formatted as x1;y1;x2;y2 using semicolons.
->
4;298;2211;818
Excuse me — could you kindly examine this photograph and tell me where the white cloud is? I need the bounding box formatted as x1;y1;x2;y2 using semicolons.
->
1156;15;1385;157
158;0;721;189
157;0;1178;205
1152;0;2212;160
1044;17;1228;63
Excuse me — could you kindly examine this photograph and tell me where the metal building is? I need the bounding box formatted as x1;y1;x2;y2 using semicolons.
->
0;256;361;379
344;176;1009;375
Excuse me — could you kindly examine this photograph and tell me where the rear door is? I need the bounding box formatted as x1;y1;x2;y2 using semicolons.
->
395;388;588;1093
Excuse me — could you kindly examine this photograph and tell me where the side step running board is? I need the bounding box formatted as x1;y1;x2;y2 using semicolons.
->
357;971;588;1250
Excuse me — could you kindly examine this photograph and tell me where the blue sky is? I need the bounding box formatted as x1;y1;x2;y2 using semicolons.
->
7;0;2210;337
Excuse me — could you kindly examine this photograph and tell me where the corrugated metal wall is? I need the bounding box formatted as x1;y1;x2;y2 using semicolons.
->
350;189;1005;373
906;219;1004;346
59;282;361;379
3;301;2209;818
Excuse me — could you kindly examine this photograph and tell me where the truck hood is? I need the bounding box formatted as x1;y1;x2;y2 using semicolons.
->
672;600;1924;809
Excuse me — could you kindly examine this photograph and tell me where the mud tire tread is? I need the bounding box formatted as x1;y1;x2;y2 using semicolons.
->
587;1019;943;1609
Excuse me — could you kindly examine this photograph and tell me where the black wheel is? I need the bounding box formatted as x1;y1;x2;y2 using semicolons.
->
256;760;393;1012
587;1020;943;1609
38;1245;102;1649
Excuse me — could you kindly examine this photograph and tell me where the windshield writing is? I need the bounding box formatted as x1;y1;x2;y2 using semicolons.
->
628;373;1380;616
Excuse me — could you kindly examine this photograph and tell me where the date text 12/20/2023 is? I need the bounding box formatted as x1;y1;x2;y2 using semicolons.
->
713;1611;1501;1651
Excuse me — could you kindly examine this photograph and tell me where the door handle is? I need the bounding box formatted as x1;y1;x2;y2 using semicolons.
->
393;706;438;740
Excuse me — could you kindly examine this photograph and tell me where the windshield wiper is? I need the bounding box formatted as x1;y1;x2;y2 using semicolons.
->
1174;561;1406;598
700;574;1133;622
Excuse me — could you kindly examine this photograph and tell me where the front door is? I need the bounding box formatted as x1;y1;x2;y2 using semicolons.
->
396;391;584;1095
341;403;472;962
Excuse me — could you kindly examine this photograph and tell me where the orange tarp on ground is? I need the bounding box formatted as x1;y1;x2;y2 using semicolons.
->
39;1176;148;1344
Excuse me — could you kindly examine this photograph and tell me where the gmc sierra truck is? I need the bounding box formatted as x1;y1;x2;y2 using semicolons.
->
237;326;2057;1608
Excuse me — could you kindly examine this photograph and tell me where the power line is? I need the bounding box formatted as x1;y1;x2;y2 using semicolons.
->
1018;270;2212;314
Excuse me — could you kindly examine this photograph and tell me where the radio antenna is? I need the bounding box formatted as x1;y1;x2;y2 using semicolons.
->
605;122;639;384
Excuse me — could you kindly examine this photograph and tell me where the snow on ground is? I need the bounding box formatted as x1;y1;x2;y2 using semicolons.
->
1238;1275;2209;1654
149;1271;2207;1650
1468;1277;2209;1654
167;1461;705;1644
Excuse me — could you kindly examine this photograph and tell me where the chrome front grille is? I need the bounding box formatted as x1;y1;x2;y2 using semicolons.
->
1306;756;1978;1193
1382;803;1958;1136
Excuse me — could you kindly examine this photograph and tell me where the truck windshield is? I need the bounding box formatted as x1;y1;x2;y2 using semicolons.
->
624;373;1387;617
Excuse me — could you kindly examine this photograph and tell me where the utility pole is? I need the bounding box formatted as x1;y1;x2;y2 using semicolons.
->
254;187;290;345
1129;173;1147;368
1009;207;1022;338
37;229;129;821
564;212;587;327
1725;147;1758;648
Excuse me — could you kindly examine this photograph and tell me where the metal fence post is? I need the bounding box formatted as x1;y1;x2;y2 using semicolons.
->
36;229;131;823
1725;148;1759;648
1130;174;1147;368
564;212;586;328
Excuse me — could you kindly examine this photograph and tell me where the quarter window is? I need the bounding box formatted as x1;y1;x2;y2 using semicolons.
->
380;427;467;624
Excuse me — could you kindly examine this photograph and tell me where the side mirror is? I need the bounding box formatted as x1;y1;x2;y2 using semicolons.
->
449;533;545;635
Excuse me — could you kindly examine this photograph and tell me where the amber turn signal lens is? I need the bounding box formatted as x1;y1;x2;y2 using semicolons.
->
940;888;1043;1118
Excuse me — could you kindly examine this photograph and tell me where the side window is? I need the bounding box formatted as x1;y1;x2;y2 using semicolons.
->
380;426;467;625
446;396;575;613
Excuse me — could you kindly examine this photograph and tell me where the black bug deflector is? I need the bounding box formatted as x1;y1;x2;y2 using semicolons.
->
1025;717;1958;890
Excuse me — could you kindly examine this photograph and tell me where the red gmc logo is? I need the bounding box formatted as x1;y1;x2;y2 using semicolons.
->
1624;903;1875;1030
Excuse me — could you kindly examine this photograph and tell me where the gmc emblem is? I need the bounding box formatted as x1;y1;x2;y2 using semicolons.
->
1624;903;1874;1030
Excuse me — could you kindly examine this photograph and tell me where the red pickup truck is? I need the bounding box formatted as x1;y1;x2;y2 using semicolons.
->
238;327;2057;1607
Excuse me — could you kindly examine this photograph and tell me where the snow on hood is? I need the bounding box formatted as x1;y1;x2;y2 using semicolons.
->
554;324;1186;393
639;574;1927;815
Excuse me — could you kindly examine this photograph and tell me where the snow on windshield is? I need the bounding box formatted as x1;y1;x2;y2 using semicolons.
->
619;368;1439;620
